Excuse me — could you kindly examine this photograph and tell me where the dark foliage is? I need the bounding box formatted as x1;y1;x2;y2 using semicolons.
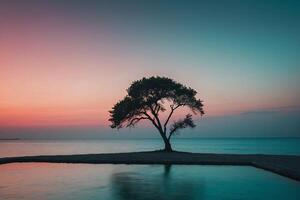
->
109;76;204;151
169;114;195;137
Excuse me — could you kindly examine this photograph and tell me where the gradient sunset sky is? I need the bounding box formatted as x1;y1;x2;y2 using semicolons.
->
0;1;299;138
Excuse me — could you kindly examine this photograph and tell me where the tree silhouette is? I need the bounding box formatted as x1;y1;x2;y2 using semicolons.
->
109;76;204;152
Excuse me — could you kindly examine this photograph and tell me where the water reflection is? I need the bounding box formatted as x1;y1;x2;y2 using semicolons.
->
110;165;204;200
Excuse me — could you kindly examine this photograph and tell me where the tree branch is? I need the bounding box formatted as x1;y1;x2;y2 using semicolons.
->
126;116;148;127
163;104;181;134
155;104;160;115
167;129;176;141
150;105;163;133
167;114;195;141
142;111;160;130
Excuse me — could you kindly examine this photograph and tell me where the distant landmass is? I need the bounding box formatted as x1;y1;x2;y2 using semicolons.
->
0;138;20;140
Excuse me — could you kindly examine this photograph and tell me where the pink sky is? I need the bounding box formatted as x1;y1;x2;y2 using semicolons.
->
0;2;299;128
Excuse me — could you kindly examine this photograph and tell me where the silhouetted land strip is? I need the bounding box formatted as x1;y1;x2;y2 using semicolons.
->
0;138;20;140
1;151;300;181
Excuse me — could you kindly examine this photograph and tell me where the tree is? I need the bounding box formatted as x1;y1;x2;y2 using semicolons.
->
109;76;204;152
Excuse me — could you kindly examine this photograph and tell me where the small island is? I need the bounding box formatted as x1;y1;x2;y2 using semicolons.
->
1;151;300;181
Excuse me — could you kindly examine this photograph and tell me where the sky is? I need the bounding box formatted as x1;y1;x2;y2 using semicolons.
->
0;0;299;138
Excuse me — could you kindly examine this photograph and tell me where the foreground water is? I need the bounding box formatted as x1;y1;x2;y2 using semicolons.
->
1;138;300;157
1;164;300;200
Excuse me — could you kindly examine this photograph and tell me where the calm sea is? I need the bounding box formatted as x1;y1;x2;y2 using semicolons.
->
1;137;300;157
1;138;300;200
1;163;300;200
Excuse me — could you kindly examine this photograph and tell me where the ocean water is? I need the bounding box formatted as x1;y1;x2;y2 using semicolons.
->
1;163;300;200
1;139;300;199
1;138;300;157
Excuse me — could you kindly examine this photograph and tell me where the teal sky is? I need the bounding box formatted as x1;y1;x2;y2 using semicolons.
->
0;0;299;138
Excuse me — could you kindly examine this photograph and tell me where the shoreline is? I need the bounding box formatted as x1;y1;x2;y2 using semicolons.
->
1;151;300;181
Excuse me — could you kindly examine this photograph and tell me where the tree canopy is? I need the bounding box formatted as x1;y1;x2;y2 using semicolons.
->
109;76;204;151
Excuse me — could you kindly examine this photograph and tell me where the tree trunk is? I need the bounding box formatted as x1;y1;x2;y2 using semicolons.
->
164;139;173;152
157;129;173;152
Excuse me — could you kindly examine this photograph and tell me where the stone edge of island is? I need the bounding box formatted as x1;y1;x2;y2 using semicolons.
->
0;151;299;182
